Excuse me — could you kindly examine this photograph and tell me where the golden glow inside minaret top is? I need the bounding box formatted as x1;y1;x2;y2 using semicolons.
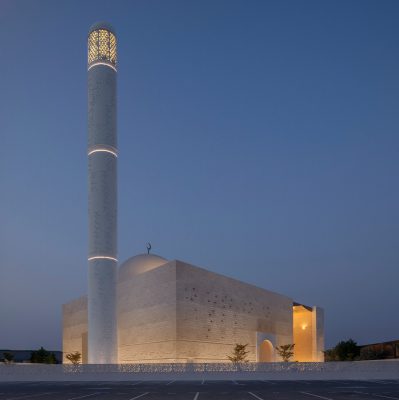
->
88;29;117;69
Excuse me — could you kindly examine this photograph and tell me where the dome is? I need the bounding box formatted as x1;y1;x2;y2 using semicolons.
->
118;254;168;282
89;22;115;35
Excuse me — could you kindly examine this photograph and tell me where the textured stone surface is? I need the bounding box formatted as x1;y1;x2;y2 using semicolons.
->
118;260;177;363
62;296;87;364
312;306;325;362
63;256;324;363
175;260;293;362
3;361;399;381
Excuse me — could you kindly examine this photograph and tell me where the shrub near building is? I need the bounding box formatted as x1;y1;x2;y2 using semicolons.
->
324;339;360;361
30;347;58;364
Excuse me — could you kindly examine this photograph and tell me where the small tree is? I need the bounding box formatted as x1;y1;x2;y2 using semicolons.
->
3;352;14;363
334;339;359;361
323;348;338;361
30;347;57;364
324;339;360;361
228;343;250;363
66;351;82;365
275;344;295;362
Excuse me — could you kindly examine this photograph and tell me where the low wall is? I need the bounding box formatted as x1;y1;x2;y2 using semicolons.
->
0;361;398;381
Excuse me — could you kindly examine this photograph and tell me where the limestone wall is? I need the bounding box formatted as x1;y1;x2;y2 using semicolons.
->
117;261;177;363
62;296;88;364
312;306;325;362
175;260;293;362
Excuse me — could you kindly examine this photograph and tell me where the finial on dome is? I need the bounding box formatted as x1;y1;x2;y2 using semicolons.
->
146;242;152;254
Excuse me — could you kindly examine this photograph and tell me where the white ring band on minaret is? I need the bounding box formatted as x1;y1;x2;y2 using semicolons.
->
88;144;118;157
88;62;117;72
88;256;118;262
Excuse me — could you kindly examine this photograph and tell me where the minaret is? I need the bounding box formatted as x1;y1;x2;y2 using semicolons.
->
87;22;118;364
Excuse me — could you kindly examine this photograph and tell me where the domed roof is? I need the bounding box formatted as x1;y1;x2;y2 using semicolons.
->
89;22;115;35
118;254;168;282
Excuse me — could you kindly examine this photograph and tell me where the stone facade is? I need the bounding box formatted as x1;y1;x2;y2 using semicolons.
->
118;259;177;363
175;261;293;362
62;255;324;363
62;296;88;364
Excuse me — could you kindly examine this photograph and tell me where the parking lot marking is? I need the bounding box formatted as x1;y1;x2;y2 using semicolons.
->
165;380;175;386
128;393;149;400
334;387;368;389
353;392;399;400
68;394;103;400
248;392;265;400
193;392;200;400
299;391;333;400
201;379;205;385
130;382;143;386
6;393;55;400
261;380;276;385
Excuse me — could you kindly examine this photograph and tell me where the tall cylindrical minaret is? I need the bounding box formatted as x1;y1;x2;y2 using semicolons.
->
87;22;118;364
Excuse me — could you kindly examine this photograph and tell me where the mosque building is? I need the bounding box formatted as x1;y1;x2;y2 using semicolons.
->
62;22;324;364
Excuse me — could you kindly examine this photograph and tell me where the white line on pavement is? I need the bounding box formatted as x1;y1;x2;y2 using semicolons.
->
248;392;265;400
261;380;276;385
299;391;333;400
128;393;149;400
334;387;367;389
130;382;143;386
201;379;205;385
193;392;199;400
353;392;399;400
166;380;175;386
67;393;102;400
6;393;55;400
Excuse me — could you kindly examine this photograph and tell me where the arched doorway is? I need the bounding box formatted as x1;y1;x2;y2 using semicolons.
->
259;339;274;362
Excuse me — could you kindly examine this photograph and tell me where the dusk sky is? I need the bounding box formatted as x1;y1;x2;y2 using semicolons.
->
1;0;398;352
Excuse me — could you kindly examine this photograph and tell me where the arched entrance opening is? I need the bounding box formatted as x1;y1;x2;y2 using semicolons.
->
259;339;274;362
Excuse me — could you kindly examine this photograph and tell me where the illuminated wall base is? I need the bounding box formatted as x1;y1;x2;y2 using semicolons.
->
63;258;325;364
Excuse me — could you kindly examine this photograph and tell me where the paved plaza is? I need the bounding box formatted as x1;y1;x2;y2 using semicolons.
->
1;380;399;400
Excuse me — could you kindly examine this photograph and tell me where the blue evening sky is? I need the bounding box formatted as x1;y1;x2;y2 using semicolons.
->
0;0;398;351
